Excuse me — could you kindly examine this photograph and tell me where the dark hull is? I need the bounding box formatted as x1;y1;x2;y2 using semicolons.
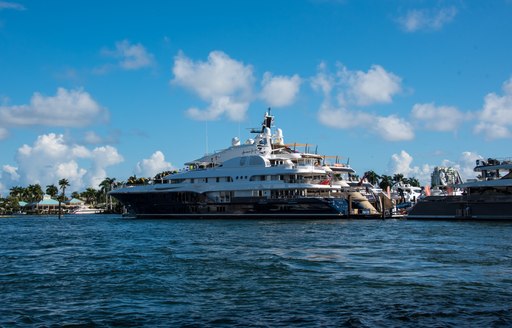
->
130;213;348;219
112;190;380;219
407;195;512;220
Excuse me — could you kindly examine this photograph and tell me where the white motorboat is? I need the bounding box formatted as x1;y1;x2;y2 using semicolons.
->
71;205;102;215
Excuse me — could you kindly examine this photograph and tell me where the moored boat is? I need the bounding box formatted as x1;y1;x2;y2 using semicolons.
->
110;110;381;219
71;205;103;215
407;158;512;220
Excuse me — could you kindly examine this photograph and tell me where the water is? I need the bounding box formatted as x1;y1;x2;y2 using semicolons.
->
1;215;511;327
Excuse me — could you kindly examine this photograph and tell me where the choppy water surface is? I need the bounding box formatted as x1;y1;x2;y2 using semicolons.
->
1;215;511;327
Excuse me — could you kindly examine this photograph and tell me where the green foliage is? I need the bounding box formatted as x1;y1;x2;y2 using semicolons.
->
0;196;20;215
403;177;420;187
46;184;59;198
379;175;393;190
393;174;404;184
363;170;381;185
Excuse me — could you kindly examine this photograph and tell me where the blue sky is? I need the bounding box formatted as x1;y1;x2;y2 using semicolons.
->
1;0;512;194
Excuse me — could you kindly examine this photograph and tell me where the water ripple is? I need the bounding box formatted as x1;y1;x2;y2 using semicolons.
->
1;216;511;326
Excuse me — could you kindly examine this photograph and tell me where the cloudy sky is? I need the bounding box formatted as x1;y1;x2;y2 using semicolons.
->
1;0;511;195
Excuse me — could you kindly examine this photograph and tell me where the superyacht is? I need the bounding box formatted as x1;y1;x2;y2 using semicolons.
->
110;110;380;219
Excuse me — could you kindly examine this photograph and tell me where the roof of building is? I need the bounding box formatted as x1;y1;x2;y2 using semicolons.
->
37;198;59;206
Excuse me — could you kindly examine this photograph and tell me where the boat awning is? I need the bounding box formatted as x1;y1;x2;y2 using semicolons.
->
456;178;512;188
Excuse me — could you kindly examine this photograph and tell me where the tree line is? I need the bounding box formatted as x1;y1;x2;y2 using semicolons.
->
362;171;420;190
0;177;118;215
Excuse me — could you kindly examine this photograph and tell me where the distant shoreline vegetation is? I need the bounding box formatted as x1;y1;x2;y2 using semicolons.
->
0;171;177;215
0;170;420;215
0;177;120;215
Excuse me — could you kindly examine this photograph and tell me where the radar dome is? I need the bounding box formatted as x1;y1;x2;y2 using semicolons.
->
274;128;284;145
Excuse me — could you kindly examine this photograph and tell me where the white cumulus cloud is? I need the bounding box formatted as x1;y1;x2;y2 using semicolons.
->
14;134;88;191
311;62;334;97
474;78;512;139
0;133;123;194
318;105;373;129
411;103;466;131
0;88;108;128
388;150;483;186
2;164;19;179
318;107;413;141
374;116;414;141
172;51;254;121
135;151;174;178
260;72;301;107
313;63;412;141
397;6;458;32
388;150;433;185
341;64;402;106
87;146;124;188
101;40;154;70
441;151;482;181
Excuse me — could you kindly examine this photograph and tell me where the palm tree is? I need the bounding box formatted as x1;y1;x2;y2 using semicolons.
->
99;177;116;211
379;175;393;190
46;184;59;199
58;179;70;200
26;184;44;203
58;178;70;218
393;173;404;186
82;188;98;206
403;177;420;187
9;186;25;201
363;170;381;186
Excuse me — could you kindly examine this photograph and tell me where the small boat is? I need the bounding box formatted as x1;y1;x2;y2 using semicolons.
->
71;205;102;214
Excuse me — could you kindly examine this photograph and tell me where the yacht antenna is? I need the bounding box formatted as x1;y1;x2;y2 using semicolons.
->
263;107;273;131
